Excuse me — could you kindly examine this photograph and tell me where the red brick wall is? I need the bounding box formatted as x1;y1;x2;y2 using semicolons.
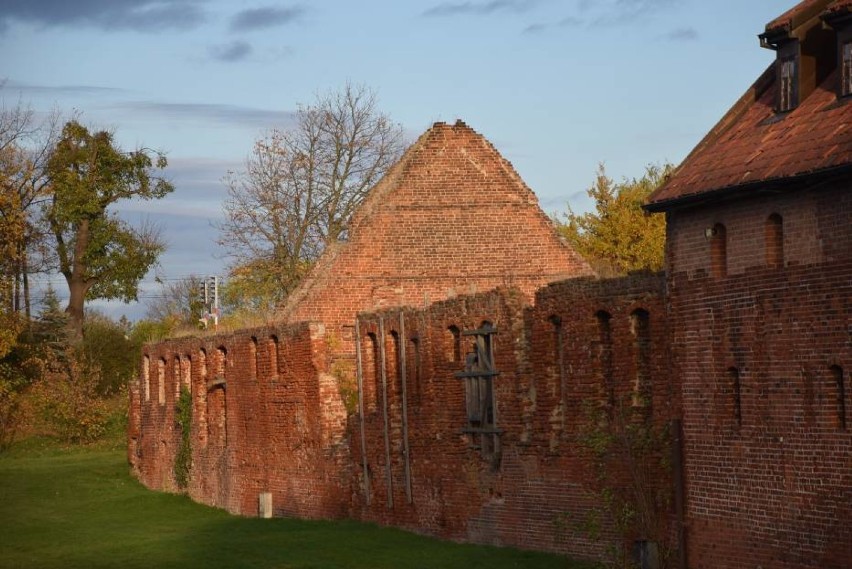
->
665;183;852;568
131;274;672;563
131;321;351;519
278;120;592;335
350;275;672;562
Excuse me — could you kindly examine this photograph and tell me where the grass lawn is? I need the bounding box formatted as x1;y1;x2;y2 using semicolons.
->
0;438;592;569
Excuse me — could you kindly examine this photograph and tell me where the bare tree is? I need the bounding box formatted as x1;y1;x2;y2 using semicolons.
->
144;275;206;327
0;91;61;320
218;83;405;308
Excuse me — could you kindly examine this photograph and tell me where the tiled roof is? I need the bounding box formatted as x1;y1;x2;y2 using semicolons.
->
765;0;831;33
647;0;852;210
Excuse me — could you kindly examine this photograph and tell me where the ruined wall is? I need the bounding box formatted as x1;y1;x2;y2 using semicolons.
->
130;321;351;520
665;183;852;568
131;272;673;562
350;274;673;562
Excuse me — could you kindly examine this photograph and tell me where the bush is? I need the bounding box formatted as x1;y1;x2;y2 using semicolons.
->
0;374;26;452
29;355;110;444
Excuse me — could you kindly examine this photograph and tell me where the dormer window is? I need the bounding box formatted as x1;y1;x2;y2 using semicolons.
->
842;40;852;97
779;56;798;111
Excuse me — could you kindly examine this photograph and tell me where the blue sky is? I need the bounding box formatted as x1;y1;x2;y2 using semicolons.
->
0;0;794;320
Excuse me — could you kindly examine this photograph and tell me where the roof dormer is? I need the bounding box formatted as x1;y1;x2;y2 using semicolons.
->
760;0;836;112
822;2;852;98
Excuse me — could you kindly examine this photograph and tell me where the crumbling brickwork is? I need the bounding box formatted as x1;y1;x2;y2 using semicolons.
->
130;321;352;519
351;274;672;560
131;273;672;564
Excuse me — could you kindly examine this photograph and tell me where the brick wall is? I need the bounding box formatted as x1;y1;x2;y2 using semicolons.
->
665;182;852;568
278;120;592;335
131;273;672;563
131;321;352;519
350;274;672;561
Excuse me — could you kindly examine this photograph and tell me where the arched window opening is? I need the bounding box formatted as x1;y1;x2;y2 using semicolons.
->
250;337;259;379
208;346;228;446
446;325;461;363
710;223;727;279
216;346;227;381
174;355;181;398
366;333;380;413
183;356;192;394
595;311;613;405
143;355;150;402
157;358;166;405
630;309;651;408
728;367;742;427
198;349;208;446
549;315;565;401
390;331;402;400
268;335;279;376
765;214;784;268
409;336;421;406
831;365;847;431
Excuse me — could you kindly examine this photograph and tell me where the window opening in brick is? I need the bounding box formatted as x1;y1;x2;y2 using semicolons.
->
596;311;614;407
268;335;279;376
250;337;258;379
390;331;402;401
208;347;227;446
831;365;847;431
198;349;208;446
157;358;166;405
728;367;742;427
710;223;727;279
409;336;421;406
143;355;150;402
183;356;192;394
366;332;379;412
174;355;181;398
765;214;784;268
630;309;651;408
455;321;500;460
779;56;797;112
842;41;852;97
549;315;565;403
446;325;461;362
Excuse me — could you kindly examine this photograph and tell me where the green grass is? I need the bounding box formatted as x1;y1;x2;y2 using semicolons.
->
0;440;592;569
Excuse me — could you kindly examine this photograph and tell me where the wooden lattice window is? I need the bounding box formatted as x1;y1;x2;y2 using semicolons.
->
455;322;500;459
842;41;852;97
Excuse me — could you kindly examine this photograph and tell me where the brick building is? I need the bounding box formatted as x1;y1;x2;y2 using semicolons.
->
130;1;852;567
645;0;852;566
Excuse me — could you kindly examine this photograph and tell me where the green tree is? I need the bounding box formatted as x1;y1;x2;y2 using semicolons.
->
45;121;173;338
558;164;671;276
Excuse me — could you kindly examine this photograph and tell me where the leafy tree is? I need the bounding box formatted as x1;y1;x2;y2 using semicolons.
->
45;120;173;338
558;164;671;276
81;311;136;395
218;83;405;309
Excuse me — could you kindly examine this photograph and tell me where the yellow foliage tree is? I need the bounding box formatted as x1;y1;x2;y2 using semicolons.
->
558;163;671;276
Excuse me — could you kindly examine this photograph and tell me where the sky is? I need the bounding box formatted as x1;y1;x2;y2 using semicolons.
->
0;0;795;321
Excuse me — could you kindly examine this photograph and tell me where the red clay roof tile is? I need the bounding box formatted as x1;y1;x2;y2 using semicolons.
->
648;0;852;210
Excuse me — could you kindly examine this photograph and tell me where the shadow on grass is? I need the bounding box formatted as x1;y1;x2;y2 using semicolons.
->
0;444;593;569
